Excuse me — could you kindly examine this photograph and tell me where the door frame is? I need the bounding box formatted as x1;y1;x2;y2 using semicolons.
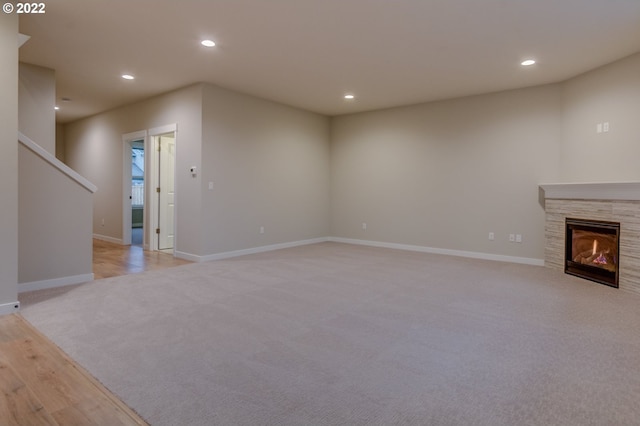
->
122;130;147;247
148;124;177;253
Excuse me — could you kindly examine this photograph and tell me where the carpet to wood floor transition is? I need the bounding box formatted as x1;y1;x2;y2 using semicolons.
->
19;242;640;426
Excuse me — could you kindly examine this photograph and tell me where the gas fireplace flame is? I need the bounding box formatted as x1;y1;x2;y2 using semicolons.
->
591;239;608;265
593;252;608;265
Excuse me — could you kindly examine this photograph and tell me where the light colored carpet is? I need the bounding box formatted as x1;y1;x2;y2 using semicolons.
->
20;242;640;426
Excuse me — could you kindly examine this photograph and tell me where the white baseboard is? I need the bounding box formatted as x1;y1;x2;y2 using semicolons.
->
177;236;543;266
93;233;124;245
19;273;94;293
328;237;545;266
0;301;21;315
176;237;330;262
174;251;201;262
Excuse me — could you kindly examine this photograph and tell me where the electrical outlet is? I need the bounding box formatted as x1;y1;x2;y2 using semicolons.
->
259;226;264;234
362;222;367;230
489;232;495;241
516;234;522;243
509;234;515;242
597;123;603;133
603;122;609;132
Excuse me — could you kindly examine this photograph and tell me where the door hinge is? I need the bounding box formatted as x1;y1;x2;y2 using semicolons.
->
156;228;160;234
156;187;160;193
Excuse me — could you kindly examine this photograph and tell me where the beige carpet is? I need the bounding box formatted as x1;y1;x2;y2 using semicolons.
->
20;242;640;425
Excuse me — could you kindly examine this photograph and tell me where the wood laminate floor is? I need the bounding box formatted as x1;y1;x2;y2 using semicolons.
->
93;238;191;279
0;314;148;425
0;239;192;425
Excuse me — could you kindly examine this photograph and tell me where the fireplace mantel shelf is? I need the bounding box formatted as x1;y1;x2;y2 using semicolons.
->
539;182;640;201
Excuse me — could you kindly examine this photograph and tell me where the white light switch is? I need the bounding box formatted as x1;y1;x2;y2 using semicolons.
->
208;182;214;190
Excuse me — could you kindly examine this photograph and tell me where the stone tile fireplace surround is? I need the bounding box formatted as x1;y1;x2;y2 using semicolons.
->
540;182;640;295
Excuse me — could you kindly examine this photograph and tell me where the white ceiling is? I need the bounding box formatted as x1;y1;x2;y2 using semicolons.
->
18;0;640;123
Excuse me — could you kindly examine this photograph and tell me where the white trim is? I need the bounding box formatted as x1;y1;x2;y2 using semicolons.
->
148;135;159;251
539;182;640;201
148;124;177;137
144;132;153;251
18;273;94;293
177;237;330;262
328;237;545;266
123;130;147;141
18;132;97;193
18;33;30;48
93;233;124;245
174;251;201;262
176;237;543;266
0;301;20;315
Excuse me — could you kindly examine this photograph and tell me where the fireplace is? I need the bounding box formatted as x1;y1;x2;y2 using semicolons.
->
565;218;619;288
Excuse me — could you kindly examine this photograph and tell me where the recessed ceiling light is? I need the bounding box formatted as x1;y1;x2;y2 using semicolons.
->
201;40;216;47
122;74;135;80
54;106;60;110
521;59;536;66
344;94;355;100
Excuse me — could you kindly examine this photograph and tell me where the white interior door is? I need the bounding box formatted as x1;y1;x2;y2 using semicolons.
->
158;133;175;250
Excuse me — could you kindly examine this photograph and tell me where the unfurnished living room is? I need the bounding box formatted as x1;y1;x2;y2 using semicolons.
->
2;1;640;425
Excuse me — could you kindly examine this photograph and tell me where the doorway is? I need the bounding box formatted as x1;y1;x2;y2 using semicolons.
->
131;141;145;246
122;130;147;247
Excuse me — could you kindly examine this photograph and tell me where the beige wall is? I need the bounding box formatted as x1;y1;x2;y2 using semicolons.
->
329;52;640;261
17;59;94;291
56;123;65;161
64;84;204;255
560;52;640;182
18;144;93;285
61;49;640;264
330;85;562;260
64;83;330;258
19;62;56;154
0;13;19;310
201;84;330;254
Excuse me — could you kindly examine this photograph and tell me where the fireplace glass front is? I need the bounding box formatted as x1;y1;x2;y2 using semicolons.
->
565;218;619;288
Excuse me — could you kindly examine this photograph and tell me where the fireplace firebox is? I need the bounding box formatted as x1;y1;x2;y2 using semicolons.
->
565;218;619;288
